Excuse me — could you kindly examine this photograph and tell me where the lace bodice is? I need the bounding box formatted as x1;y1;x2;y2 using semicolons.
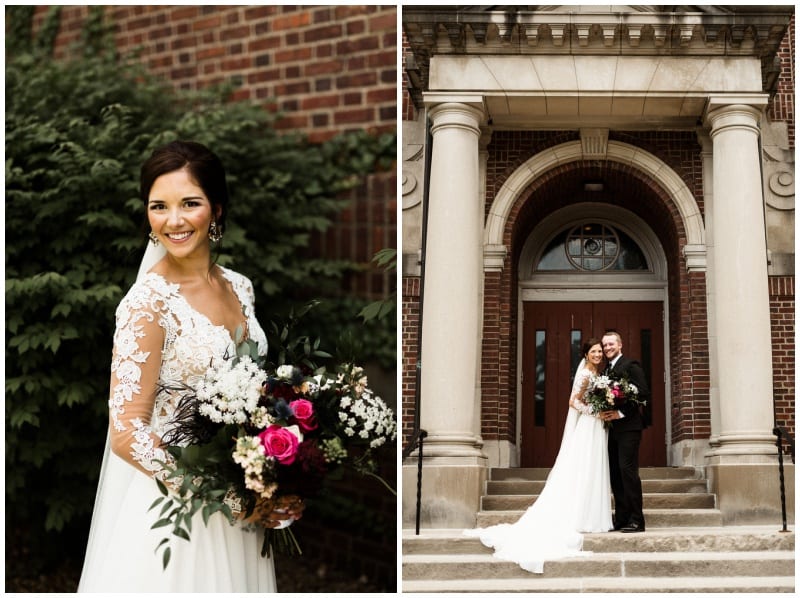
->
108;267;267;481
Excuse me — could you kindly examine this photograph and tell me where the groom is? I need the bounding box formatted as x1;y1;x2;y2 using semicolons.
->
599;330;650;533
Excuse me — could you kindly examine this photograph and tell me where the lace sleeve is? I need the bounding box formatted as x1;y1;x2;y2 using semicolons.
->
569;370;594;416
108;285;173;482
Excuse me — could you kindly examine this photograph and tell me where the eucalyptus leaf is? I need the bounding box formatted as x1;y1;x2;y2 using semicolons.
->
151;518;172;530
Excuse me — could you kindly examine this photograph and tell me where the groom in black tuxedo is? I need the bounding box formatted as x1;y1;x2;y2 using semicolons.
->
600;330;650;533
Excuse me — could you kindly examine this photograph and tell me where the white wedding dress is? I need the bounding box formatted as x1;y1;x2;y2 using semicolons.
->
79;254;276;592
465;363;613;573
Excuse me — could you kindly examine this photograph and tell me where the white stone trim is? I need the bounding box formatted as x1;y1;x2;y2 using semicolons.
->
484;140;706;270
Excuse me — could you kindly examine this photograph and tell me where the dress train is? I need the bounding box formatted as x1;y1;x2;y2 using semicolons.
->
465;372;612;574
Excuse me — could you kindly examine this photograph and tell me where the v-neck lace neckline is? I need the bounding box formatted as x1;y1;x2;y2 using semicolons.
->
146;269;248;346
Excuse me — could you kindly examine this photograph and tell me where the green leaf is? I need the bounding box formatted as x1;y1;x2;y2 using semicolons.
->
151;518;172;530
156;479;168;497
173;526;191;542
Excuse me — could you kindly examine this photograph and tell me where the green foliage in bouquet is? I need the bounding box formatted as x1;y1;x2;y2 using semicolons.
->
5;5;395;574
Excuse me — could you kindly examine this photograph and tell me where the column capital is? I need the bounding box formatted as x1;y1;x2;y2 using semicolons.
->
704;95;768;136
705;94;769;113
427;101;485;137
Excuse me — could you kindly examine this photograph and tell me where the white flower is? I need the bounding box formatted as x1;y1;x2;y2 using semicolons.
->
276;365;294;380
232;436;277;498
196;356;266;425
334;375;397;450
249;406;274;429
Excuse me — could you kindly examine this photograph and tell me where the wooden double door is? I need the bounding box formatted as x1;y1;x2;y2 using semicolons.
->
520;301;666;467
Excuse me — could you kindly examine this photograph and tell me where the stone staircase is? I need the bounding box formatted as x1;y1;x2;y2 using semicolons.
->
403;467;795;592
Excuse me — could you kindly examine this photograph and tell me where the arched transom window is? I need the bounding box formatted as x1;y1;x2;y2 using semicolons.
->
537;222;649;272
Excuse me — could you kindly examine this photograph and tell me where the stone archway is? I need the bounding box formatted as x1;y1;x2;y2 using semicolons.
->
484;139;706;270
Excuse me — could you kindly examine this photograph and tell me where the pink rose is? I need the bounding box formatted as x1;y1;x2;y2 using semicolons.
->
289;399;318;432
611;386;622;398
259;425;301;465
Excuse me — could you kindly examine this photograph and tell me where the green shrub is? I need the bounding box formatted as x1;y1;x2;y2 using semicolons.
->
5;7;395;575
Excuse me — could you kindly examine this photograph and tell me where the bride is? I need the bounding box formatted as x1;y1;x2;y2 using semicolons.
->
465;338;612;573
79;140;302;592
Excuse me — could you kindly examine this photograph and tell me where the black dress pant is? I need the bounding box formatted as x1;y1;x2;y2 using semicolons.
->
608;428;644;527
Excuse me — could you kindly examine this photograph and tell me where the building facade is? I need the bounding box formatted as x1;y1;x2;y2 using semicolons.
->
402;5;794;528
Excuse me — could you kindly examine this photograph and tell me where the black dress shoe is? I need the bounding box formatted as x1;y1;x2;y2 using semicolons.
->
620;523;645;533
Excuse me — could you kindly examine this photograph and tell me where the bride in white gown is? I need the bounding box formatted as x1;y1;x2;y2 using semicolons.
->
79;141;300;592
465;338;612;573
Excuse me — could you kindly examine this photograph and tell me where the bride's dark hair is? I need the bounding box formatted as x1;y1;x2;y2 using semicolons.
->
139;140;230;237
582;337;602;356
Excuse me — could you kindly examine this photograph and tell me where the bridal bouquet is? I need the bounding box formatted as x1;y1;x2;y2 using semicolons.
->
149;336;396;569
584;373;643;416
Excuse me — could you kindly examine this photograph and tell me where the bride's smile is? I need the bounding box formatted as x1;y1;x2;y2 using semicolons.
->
165;231;193;242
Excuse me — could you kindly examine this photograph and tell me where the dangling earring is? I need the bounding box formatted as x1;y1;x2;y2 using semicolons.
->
148;231;159;246
208;220;222;242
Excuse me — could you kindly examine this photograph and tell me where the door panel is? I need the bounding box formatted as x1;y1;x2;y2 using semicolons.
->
521;301;666;467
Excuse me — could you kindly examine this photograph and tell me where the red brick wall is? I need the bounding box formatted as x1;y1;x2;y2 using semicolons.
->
770;276;796;441
401;277;421;441
33;5;396;142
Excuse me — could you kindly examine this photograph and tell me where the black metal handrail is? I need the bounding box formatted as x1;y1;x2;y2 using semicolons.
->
773;426;795;532
403;429;428;535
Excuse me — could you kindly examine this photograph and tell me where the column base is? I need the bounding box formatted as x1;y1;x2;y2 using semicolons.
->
402;457;488;529
480;439;517;468
707;455;795;525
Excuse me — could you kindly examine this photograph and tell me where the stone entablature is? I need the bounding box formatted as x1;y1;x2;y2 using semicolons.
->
404;11;789;55
404;8;793;109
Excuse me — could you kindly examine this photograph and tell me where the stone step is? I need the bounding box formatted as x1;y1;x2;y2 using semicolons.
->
487;478;708;495
482;492;715;510
402;575;796;593
476;507;723;527
402;527;796;556
481;492;716;511
489;466;701;481
402;550;796;581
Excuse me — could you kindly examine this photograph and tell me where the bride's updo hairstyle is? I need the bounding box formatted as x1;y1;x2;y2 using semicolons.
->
139;140;230;238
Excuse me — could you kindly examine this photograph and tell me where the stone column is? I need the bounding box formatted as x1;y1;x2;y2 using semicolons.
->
402;100;488;528
704;98;783;523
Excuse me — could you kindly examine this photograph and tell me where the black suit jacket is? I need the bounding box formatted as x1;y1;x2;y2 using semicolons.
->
607;355;651;432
